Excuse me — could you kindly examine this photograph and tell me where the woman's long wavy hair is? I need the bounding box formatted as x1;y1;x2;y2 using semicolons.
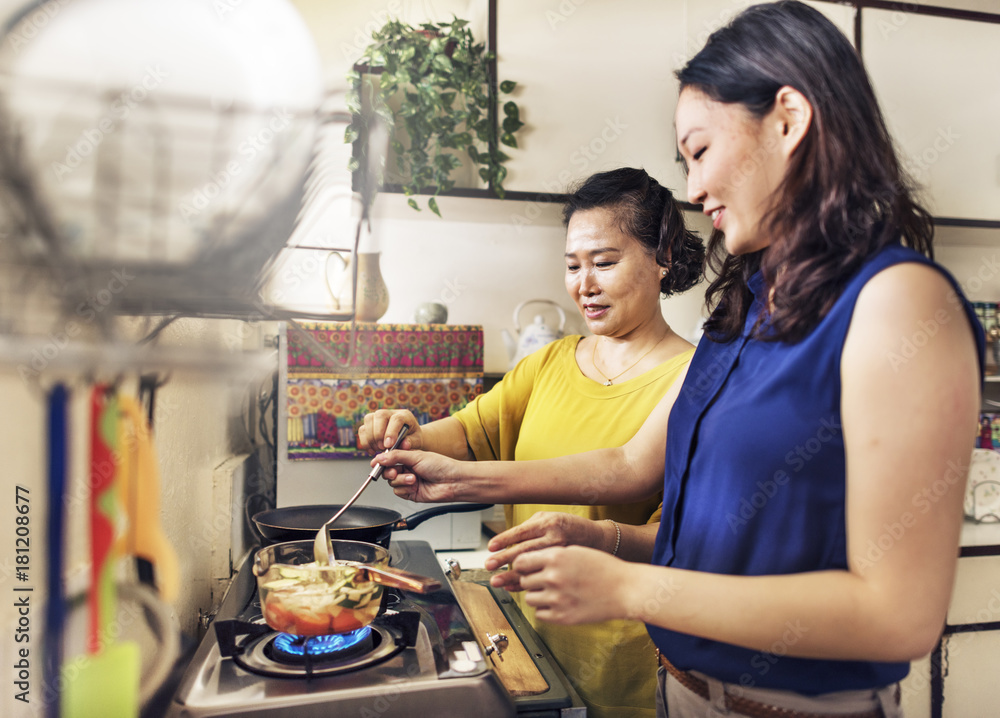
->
563;167;705;297
677;0;933;342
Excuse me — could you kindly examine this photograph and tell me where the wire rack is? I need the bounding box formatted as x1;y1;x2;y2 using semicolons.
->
0;75;377;374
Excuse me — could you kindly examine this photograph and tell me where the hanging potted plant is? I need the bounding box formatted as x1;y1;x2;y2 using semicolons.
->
345;17;524;217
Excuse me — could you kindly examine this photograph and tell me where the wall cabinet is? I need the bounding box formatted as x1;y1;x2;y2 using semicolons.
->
938;628;1000;718
897;382;1000;718
938;529;1000;718
336;1;998;228
495;0;853;200
496;0;688;197
862;9;1000;223
895;527;1000;718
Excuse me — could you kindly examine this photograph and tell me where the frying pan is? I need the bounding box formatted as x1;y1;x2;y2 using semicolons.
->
251;503;494;548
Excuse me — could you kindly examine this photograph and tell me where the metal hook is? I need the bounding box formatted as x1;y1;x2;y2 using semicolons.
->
138;372;171;428
105;373;125;395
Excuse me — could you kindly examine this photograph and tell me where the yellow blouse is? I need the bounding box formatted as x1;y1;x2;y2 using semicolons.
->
452;336;693;718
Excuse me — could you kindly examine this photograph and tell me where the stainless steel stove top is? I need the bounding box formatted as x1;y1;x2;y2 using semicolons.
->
163;541;585;717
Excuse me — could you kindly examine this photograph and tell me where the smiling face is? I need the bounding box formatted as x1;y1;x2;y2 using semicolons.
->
564;207;664;338
675;87;789;257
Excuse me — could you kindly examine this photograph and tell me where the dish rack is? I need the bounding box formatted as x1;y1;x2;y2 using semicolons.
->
0;78;375;374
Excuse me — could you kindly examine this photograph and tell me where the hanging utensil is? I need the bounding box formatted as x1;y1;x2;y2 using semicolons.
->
313;424;409;565
44;384;69;718
88;387;118;653
64;387;140;718
115;396;180;602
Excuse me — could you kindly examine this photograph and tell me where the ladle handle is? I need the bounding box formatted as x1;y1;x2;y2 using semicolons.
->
323;477;373;529
324;424;410;529
368;423;411;482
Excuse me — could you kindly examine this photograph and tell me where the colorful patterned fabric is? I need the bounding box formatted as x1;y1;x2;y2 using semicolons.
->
286;322;484;460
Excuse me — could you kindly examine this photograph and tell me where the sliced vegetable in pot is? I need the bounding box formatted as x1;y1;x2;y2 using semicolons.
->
258;560;383;636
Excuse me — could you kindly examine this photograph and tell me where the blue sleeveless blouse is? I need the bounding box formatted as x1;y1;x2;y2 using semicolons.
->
648;244;984;694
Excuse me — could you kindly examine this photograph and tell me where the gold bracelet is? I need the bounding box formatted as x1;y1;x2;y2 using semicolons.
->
606;519;621;557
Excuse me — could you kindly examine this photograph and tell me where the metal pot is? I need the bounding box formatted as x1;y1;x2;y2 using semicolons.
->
251;503;494;548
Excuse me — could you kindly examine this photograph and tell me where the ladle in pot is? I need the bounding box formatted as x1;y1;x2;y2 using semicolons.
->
313;424;410;565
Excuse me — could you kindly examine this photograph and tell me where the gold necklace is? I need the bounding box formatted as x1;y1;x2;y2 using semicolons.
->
592;328;669;386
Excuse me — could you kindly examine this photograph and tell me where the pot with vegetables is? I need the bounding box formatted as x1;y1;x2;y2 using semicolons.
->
253;539;441;636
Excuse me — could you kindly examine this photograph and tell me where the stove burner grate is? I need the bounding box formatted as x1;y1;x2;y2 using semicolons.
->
271;626;373;661
232;622;405;679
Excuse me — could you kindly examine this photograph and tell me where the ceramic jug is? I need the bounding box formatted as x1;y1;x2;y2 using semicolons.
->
326;251;390;321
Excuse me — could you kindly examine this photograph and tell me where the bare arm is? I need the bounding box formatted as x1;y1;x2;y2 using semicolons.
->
375;364;688;505
514;264;979;662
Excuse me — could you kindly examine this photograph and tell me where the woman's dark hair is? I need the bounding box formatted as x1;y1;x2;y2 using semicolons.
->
563;167;705;296
677;0;933;342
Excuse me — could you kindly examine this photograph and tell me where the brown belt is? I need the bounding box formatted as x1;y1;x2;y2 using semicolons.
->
656;651;892;718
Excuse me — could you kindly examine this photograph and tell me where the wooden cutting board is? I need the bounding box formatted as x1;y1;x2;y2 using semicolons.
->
451;582;550;696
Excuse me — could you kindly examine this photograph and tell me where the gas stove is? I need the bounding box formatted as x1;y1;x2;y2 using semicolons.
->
164;540;585;717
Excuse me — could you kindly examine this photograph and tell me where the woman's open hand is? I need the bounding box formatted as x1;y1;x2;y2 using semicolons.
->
485;512;607;591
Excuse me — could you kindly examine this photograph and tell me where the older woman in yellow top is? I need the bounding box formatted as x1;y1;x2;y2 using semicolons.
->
358;166;704;718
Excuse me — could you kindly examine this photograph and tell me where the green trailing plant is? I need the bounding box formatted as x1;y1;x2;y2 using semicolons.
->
345;17;524;217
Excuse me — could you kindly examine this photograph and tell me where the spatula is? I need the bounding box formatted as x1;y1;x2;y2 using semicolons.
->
115;396;180;603
63;387;140;718
313;424;409;564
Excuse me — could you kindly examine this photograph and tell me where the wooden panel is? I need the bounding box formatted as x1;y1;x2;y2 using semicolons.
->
451;581;549;696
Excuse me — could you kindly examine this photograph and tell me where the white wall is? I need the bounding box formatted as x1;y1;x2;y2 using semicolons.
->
363;192;711;370
283;0;715;372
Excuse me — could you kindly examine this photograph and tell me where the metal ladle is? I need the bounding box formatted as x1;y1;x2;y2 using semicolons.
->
312;424;410;565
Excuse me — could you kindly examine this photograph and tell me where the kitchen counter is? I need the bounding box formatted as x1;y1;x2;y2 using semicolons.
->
960;517;1000;556
435;523;505;581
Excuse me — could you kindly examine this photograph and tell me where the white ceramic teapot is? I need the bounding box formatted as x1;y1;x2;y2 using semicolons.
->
501;299;567;369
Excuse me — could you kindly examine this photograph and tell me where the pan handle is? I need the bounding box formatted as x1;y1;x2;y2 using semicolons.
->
397;503;495;531
360;565;442;593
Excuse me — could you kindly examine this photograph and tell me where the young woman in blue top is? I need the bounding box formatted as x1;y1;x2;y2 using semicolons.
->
373;3;983;715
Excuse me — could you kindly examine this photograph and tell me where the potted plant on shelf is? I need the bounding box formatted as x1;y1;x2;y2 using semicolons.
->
345;16;524;217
